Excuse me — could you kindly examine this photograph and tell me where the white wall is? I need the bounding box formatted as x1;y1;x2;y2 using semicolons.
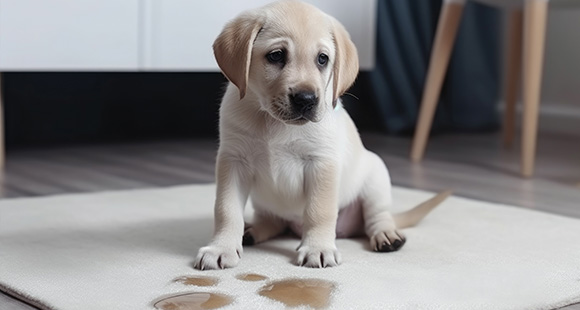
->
500;4;580;135
542;6;580;112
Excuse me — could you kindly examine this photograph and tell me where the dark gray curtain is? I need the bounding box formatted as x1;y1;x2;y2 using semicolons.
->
370;0;501;134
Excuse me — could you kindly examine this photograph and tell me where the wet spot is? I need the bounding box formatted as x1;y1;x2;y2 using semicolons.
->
258;278;335;309
235;273;268;282
154;292;233;310
174;276;218;287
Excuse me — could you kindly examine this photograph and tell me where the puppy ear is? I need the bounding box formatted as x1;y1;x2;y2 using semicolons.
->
213;13;263;99
331;17;359;103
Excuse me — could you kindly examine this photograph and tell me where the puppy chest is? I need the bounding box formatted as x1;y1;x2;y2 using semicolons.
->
251;152;311;220
255;148;310;196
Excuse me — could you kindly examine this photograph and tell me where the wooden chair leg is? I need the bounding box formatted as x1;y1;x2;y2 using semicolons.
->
502;9;523;148
521;0;548;178
0;72;4;169
411;2;464;162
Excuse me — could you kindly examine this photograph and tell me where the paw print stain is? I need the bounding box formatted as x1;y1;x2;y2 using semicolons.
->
154;292;232;310
174;276;219;287
153;274;335;310
258;278;336;309
235;273;269;282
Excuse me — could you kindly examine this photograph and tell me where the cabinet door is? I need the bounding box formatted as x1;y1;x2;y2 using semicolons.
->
0;0;139;70
143;0;376;71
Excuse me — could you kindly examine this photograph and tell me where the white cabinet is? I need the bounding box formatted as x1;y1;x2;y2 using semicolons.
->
0;0;140;70
141;0;270;71
142;0;377;71
0;0;376;71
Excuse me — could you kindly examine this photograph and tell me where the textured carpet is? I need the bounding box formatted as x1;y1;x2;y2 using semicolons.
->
0;184;579;310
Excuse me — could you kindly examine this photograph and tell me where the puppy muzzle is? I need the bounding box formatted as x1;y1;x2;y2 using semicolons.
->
289;91;318;122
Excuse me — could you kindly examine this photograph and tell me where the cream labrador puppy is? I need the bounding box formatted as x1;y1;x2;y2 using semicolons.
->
194;0;449;270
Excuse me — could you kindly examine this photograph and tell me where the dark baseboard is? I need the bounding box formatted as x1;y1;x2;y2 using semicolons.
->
2;72;381;148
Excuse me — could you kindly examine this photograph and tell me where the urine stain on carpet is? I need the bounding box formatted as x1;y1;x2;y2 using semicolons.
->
174;276;218;287
154;292;232;310
258;278;335;309
235;273;268;282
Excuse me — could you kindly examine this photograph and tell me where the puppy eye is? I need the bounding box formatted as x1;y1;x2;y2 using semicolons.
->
267;50;285;64
317;53;329;66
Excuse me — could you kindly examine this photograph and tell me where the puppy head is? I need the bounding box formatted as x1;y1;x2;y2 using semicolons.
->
213;0;359;125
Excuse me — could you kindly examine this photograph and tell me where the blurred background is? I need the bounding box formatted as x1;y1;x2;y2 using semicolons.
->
0;1;579;208
1;0;579;146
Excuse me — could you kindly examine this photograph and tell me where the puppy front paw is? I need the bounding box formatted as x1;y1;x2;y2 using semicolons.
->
194;242;242;270
370;230;406;252
296;244;341;268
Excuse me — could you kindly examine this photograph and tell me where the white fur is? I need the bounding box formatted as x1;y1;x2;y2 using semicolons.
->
195;1;412;270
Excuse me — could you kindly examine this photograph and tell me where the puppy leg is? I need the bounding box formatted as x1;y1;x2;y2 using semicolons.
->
243;211;287;246
360;152;406;252
194;155;251;270
296;161;341;268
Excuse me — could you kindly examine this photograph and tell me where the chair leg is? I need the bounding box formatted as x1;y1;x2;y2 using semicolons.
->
411;2;464;162
502;9;523;148
0;72;4;169
521;0;548;178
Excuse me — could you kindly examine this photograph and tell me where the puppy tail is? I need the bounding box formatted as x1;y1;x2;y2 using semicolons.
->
393;190;453;229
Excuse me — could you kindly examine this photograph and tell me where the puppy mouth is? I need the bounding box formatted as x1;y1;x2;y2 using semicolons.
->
286;115;313;125
285;109;321;125
269;100;319;125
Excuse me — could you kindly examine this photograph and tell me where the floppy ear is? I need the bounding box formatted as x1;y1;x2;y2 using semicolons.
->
331;18;359;103
213;13;263;99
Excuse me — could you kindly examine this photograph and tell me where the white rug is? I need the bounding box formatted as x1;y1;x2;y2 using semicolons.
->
1;184;580;310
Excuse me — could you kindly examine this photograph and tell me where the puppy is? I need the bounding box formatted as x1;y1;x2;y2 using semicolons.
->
194;0;449;270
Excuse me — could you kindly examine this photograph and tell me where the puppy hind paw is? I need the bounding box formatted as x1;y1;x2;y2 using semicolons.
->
371;230;406;253
242;229;255;246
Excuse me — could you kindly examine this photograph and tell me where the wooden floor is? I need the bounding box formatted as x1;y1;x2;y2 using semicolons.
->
1;131;579;310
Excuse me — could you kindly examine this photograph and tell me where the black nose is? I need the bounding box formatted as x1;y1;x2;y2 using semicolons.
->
289;92;318;113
